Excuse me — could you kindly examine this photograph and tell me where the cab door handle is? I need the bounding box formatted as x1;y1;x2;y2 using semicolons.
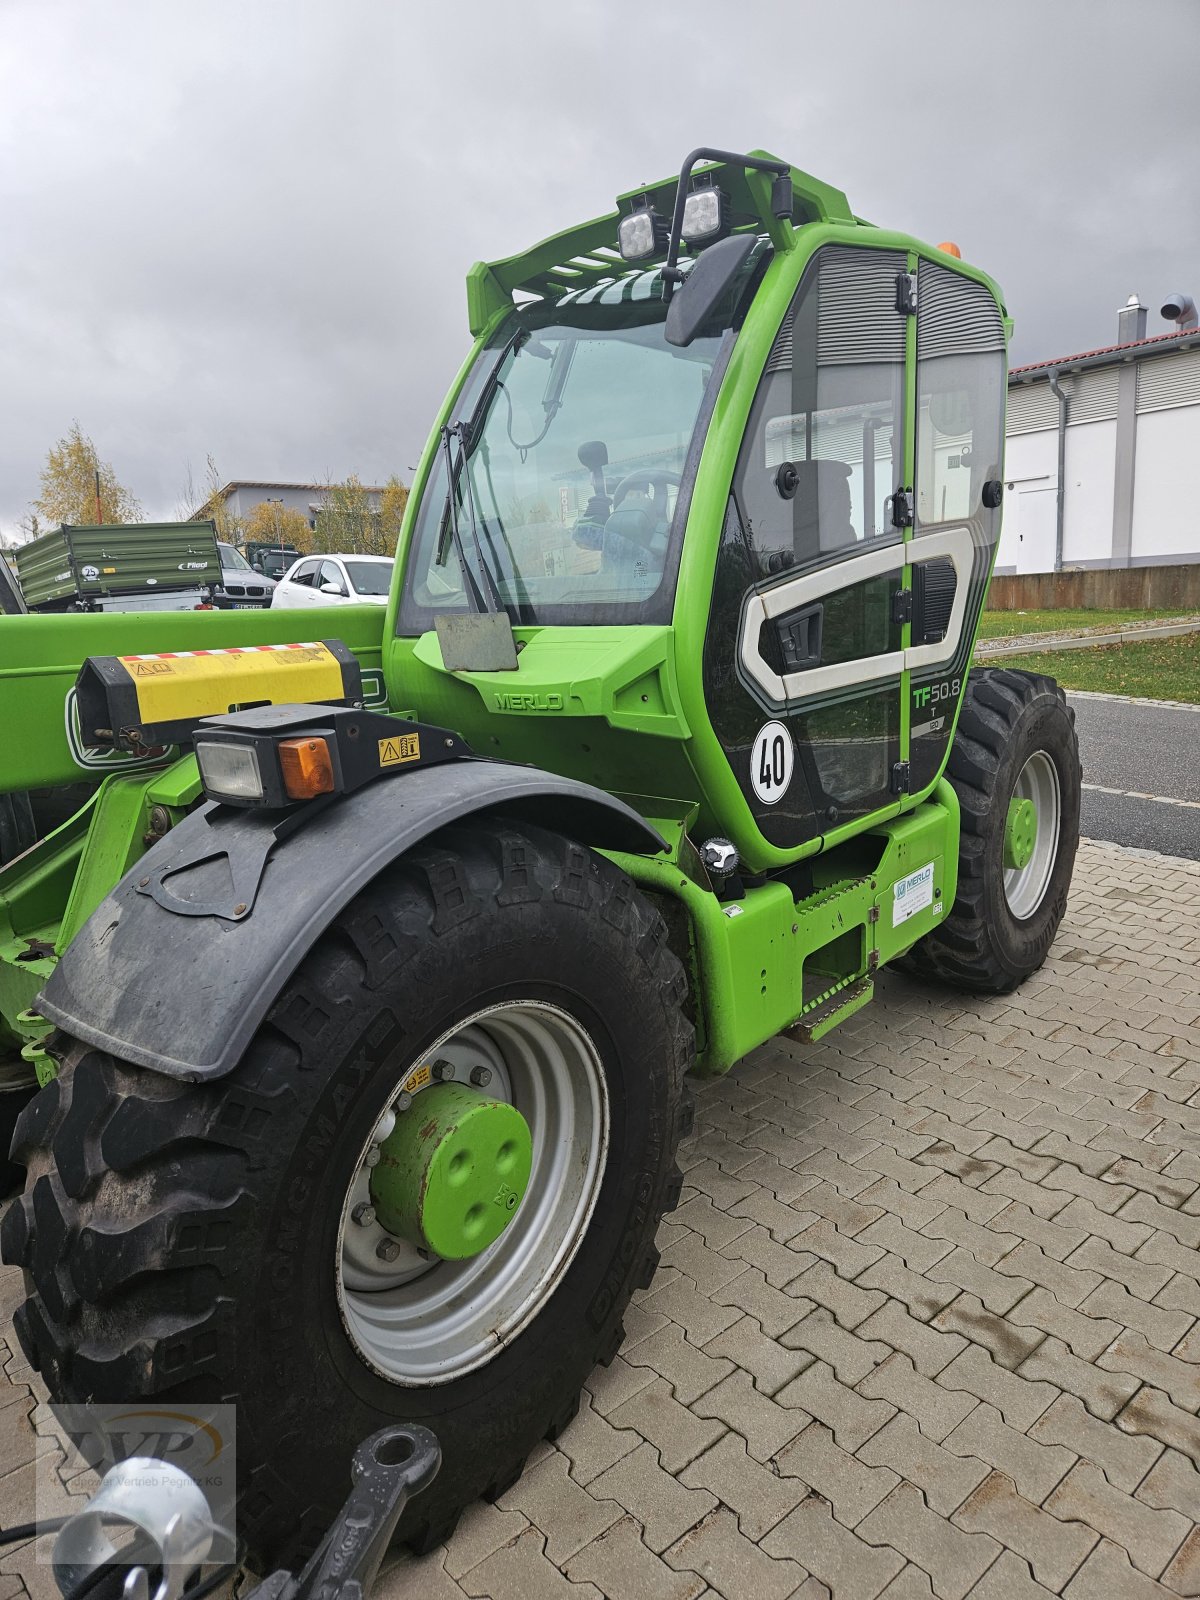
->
775;602;824;670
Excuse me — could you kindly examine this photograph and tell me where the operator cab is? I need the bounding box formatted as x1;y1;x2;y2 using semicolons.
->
393;147;1008;871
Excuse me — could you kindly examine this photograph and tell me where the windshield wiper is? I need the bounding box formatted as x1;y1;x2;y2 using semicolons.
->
439;422;504;614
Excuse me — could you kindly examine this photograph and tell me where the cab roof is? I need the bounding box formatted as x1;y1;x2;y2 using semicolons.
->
466;149;861;336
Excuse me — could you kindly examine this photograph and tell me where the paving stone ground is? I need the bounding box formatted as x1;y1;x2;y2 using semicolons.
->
3;836;1200;1600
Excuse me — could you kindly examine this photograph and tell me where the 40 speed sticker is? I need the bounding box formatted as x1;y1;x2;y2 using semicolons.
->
750;720;794;805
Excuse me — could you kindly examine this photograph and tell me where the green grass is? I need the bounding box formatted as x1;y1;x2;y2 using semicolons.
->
994;632;1200;703
976;606;1190;640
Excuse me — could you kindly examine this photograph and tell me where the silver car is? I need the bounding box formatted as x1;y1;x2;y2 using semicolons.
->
216;542;276;609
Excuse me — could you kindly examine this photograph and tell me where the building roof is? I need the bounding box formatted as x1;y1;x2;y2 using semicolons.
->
190;480;388;519
212;480;388;497
1010;326;1199;381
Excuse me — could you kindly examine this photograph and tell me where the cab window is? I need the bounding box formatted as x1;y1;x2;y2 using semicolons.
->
914;260;1006;533
735;245;908;577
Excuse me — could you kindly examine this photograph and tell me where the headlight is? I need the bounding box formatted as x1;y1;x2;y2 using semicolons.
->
195;740;264;801
681;184;729;245
195;729;338;808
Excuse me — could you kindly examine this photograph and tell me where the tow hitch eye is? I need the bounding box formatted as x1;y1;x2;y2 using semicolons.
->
369;1083;533;1260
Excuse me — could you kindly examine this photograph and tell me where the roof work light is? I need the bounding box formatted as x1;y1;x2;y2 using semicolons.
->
680;182;731;246
617;198;669;262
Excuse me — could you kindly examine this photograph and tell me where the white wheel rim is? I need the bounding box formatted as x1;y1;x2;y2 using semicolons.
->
1003;750;1062;920
335;999;609;1386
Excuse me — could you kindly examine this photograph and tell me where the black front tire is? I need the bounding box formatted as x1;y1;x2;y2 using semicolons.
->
0;791;35;866
1;820;693;1569
900;667;1081;993
1;1082;39;1198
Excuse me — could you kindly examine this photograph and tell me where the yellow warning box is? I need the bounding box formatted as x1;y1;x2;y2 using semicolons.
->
378;732;421;767
75;640;362;751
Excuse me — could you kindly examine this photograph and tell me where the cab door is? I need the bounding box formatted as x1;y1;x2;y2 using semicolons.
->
703;244;912;851
907;258;1008;792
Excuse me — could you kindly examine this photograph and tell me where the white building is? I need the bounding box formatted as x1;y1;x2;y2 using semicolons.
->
194;480;386;532
999;296;1200;574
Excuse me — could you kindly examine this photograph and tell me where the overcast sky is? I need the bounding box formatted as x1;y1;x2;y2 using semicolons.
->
2;0;1197;535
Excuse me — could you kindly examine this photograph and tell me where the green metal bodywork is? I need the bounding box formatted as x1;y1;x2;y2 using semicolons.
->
1;607;386;794
0;148;1008;1087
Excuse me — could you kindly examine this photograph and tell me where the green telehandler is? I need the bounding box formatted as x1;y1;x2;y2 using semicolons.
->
0;147;1080;1568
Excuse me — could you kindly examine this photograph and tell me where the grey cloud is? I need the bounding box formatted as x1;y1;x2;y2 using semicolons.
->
1;0;1197;530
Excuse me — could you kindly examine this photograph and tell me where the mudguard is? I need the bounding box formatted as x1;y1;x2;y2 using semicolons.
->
36;761;666;1081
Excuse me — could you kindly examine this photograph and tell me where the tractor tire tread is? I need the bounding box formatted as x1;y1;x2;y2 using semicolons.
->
898;668;1080;994
1;819;693;1570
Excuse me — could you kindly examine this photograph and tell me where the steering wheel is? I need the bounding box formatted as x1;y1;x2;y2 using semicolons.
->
610;469;682;512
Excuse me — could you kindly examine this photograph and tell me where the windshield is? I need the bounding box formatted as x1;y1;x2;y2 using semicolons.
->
219;542;252;571
344;558;393;595
398;259;763;633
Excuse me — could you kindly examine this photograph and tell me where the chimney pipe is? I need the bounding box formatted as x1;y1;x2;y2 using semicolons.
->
1118;293;1147;344
1161;293;1198;331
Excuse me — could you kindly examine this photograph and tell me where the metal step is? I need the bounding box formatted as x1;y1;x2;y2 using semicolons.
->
784;976;875;1044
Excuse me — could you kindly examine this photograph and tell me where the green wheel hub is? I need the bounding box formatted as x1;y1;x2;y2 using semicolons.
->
1004;795;1037;871
369;1082;533;1260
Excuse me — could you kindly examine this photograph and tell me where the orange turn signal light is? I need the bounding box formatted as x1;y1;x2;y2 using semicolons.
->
937;240;962;259
278;736;336;800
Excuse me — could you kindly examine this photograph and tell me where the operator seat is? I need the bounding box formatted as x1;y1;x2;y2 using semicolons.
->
790;459;857;560
601;491;666;585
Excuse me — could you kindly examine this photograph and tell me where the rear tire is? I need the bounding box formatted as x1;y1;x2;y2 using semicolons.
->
1;820;693;1569
899;667;1081;993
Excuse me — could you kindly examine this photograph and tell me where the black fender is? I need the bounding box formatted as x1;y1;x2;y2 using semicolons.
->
36;761;666;1081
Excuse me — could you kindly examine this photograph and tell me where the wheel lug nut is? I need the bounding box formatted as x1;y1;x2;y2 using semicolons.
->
376;1238;402;1262
352;1202;376;1227
469;1065;492;1088
432;1060;455;1082
364;1146;381;1168
393;1091;412;1113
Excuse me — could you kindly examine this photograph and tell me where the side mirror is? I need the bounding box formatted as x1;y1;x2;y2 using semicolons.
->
665;233;759;349
320;580;345;596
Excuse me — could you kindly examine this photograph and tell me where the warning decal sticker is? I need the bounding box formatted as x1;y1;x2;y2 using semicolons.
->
378;732;421;767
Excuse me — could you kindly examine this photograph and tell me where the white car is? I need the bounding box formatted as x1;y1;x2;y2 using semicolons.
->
271;553;393;609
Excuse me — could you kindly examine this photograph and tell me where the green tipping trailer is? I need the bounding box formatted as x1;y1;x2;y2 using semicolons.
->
14;520;221;611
